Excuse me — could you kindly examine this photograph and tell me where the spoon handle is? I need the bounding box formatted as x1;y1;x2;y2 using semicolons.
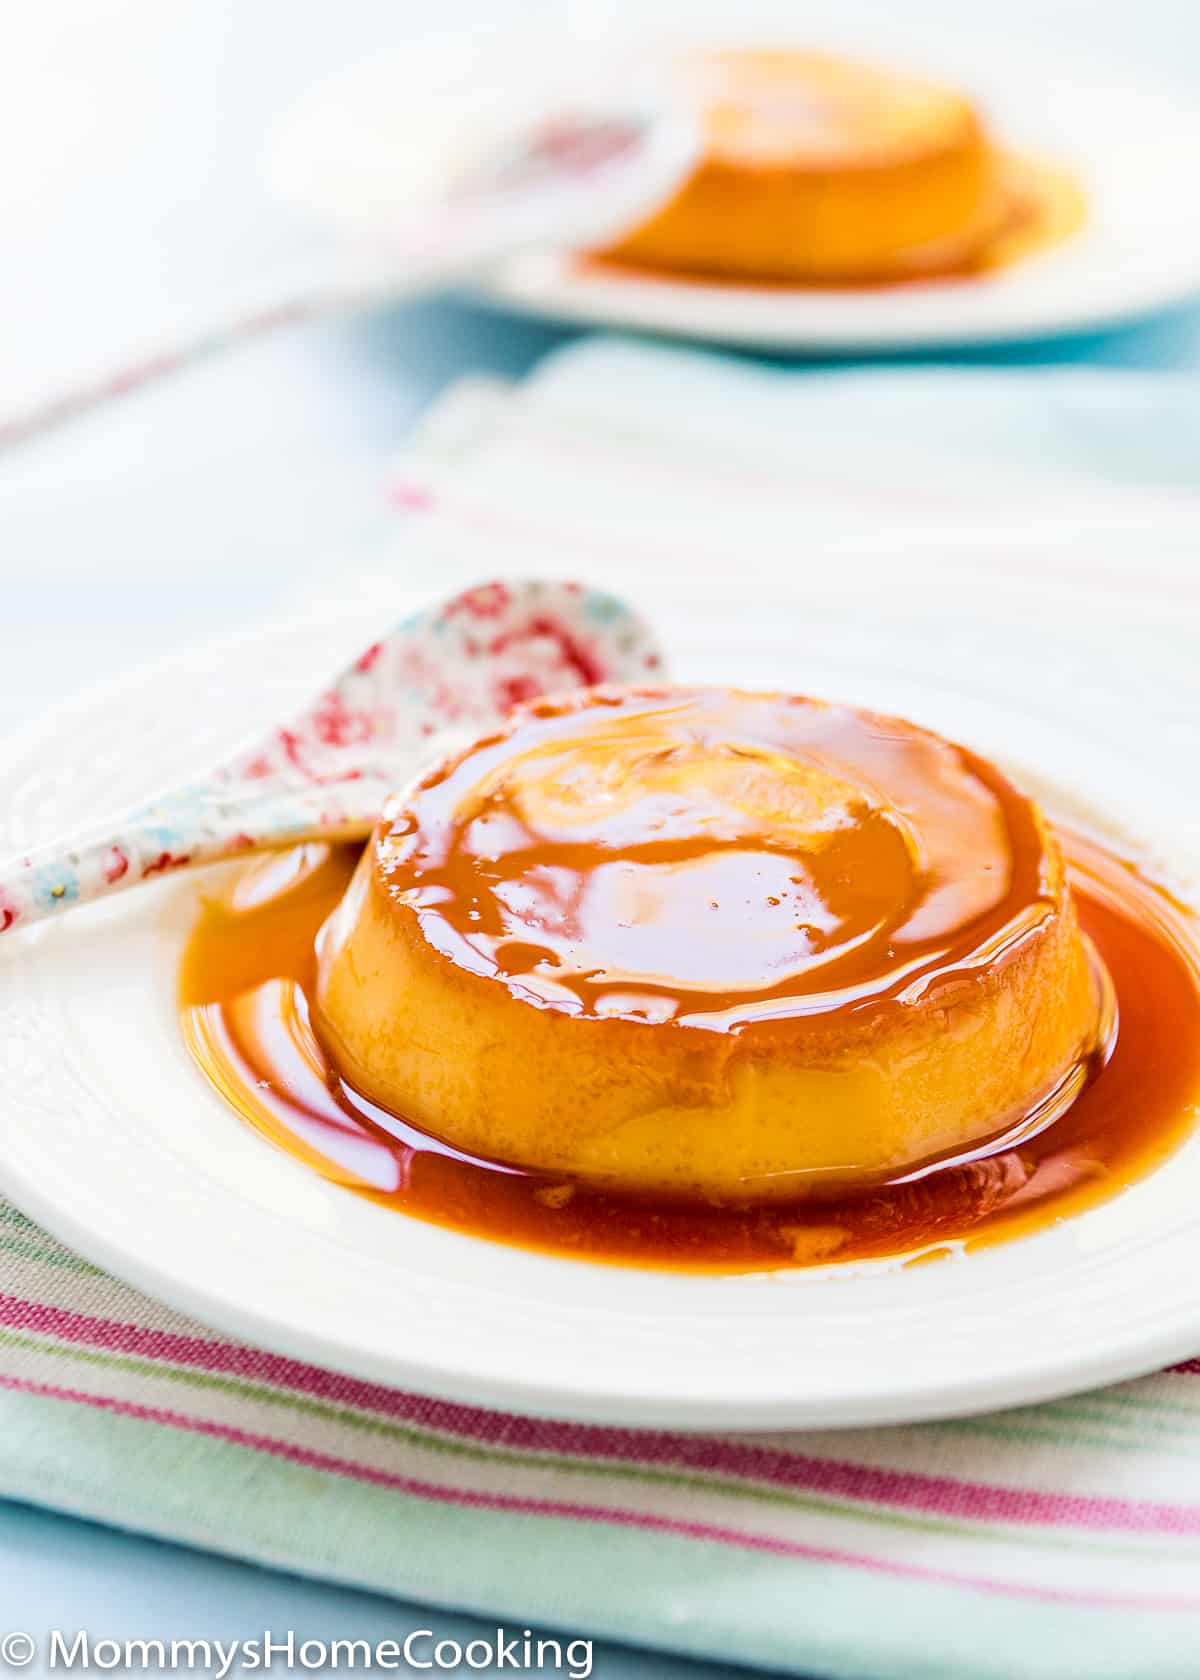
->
0;579;663;938
0;770;390;936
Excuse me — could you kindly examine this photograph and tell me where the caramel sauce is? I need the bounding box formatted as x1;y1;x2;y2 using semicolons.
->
369;689;1051;1032
180;829;1200;1273
973;152;1088;275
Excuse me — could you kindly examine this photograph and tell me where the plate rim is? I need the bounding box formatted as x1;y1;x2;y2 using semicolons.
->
3;607;1200;1429
469;244;1200;353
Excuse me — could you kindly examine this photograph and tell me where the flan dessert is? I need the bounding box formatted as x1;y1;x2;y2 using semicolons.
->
597;50;1013;285
313;687;1107;1205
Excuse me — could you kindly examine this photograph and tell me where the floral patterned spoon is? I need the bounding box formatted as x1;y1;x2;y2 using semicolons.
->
0;579;663;935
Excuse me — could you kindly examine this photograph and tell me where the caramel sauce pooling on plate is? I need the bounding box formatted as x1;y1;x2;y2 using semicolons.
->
179;695;1200;1272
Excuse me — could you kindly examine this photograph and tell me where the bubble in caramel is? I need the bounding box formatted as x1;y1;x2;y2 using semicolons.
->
312;687;1108;1203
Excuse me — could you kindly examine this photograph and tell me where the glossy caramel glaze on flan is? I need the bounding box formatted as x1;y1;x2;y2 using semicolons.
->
597;50;1010;285
313;687;1106;1203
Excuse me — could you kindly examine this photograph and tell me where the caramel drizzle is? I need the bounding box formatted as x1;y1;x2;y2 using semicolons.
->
376;690;1052;1029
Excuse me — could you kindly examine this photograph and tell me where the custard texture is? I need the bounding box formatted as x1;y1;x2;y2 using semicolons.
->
598;50;1007;285
315;687;1103;1202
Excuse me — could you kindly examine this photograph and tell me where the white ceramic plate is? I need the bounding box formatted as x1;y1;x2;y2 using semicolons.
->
268;28;1200;351
2;581;1199;1431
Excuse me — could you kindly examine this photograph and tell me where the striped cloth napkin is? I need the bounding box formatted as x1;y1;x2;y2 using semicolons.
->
5;342;1200;1680
4;1206;1200;1678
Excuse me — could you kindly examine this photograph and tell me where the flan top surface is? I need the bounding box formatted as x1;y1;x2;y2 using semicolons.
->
373;687;1059;1033
671;49;981;170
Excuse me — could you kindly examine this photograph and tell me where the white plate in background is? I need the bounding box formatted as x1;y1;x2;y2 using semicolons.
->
267;22;1200;350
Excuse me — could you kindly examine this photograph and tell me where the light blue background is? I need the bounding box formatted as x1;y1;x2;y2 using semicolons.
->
2;1;1199;1672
